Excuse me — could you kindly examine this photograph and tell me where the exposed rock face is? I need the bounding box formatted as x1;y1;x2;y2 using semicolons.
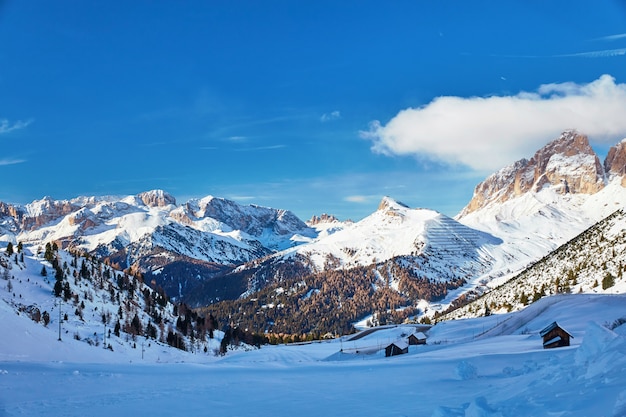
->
0;202;24;236
605;139;626;186
463;159;530;214
0;202;24;223
181;196;311;238
461;131;607;215
378;196;409;211
307;213;340;225
138;190;176;208
21;197;77;231
530;131;604;195
67;210;98;231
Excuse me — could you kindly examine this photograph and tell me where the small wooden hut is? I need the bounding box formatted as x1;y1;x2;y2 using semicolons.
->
408;332;427;345
385;340;409;357
540;321;573;349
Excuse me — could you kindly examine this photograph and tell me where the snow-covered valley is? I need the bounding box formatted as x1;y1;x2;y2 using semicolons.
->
2;240;626;416
2;291;626;416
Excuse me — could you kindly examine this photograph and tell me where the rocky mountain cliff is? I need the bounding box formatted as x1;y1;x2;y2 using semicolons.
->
605;139;626;186
459;130;619;216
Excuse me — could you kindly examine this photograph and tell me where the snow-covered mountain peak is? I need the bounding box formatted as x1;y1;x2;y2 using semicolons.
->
286;199;499;273
459;131;607;217
137;189;177;208
377;196;410;212
24;196;76;218
0;190;319;302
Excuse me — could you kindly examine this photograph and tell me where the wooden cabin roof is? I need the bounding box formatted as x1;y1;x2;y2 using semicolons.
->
540;321;573;338
411;332;427;340
387;340;409;350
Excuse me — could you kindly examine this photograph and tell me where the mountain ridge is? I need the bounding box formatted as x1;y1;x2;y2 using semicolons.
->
1;130;626;329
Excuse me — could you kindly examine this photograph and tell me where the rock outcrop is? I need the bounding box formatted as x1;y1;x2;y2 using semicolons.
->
21;197;78;231
138;190;176;208
307;213;341;225
461;131;608;215
605;139;626;187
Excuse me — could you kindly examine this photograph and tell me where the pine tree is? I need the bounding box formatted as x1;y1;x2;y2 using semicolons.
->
55;266;64;281
131;314;142;335
80;260;90;280
519;292;529;305
602;272;615;290
44;243;54;262
53;280;63;297
63;281;71;301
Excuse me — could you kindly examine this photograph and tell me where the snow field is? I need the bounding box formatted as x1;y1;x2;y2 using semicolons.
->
3;293;626;416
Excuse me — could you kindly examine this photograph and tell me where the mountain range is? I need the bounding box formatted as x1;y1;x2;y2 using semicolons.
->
1;129;626;333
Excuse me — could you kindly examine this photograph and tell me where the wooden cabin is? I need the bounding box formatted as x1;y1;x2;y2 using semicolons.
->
385;340;409;357
408;332;427;345
540;321;573;349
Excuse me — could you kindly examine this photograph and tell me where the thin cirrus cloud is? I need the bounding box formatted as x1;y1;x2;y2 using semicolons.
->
320;111;341;122
0;158;26;166
558;48;626;58
0;119;32;135
361;74;626;172
234;144;286;152
594;33;626;41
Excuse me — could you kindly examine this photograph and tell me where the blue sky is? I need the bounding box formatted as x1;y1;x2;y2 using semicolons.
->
2;1;626;221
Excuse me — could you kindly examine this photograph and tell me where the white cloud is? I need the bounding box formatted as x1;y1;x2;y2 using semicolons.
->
235;144;286;152
595;33;626;42
344;195;370;203
0;158;26;166
362;74;626;172
321;111;341;122
0;119;32;135
558;48;626;58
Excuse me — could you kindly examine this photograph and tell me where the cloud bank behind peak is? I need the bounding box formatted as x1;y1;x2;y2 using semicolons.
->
362;74;626;172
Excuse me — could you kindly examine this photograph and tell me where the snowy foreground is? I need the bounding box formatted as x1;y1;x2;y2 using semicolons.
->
2;295;626;416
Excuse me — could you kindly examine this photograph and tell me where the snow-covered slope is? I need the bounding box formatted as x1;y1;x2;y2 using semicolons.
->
442;207;626;320
273;197;500;271
3;267;626;417
207;197;511;330
0;243;228;363
455;132;626;294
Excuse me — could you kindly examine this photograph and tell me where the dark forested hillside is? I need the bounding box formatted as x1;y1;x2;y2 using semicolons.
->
198;256;466;338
